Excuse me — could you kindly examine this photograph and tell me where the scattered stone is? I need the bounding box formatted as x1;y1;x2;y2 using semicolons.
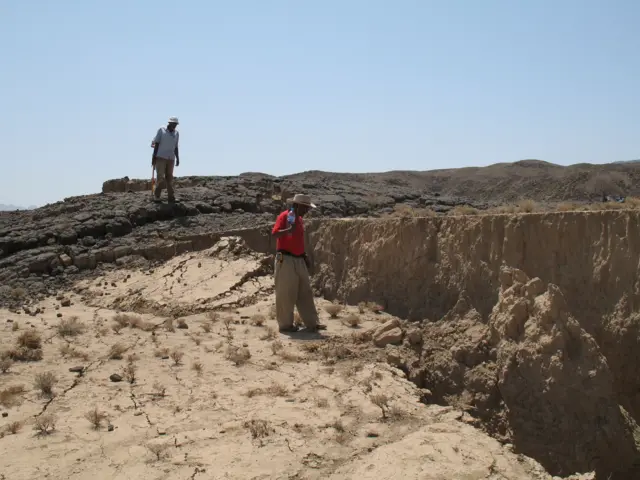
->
2;412;8;418
107;424;114;432
110;373;123;382
60;297;71;307
69;366;84;374
57;313;63;318
374;327;403;347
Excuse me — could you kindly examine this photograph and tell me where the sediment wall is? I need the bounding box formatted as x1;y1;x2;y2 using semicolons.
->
307;211;640;335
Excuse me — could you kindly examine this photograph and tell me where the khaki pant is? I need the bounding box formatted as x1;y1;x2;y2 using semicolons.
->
154;157;175;199
274;253;319;330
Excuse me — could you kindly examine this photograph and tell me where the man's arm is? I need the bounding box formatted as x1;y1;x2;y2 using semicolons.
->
271;213;294;238
152;129;162;165
174;146;180;167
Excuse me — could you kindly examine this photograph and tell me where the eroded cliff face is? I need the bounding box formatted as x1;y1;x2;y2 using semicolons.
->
306;212;640;478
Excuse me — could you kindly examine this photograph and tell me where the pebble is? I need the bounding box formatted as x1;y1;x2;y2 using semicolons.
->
110;373;123;382
57;313;63;318
2;412;8;418
69;366;84;373
108;424;114;432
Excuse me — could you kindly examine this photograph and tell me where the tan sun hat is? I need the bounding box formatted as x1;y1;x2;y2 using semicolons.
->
168;116;179;124
289;193;316;208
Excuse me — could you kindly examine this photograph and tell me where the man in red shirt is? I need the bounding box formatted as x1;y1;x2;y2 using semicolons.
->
271;194;325;333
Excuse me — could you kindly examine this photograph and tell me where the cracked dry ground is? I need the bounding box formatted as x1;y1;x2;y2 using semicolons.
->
1;239;555;480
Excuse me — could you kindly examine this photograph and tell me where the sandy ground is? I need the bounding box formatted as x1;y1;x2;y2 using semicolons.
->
0;239;562;479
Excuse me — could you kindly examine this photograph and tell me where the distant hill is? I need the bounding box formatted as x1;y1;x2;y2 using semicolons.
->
0;204;36;211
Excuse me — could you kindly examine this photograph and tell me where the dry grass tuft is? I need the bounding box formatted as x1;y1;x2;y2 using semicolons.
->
260;327;278;341
201;322;212;333
343;314;362;328
449;205;478;216
57;316;85;337
206;311;220;323
315;397;329;408
170;348;184;366
555;202;580;212
516;199;538;213
34;372;58;397
350;330;373;344
85;406;108;430
154;347;170;358
268;305;277;319
6;421;22;434
278;348;303;362
270;340;284;355
11;321;19;331
122;361;137;384
0;384;26;407
163;319;176;333
34;414;56;435
388;204;437;218
108;343;127;360
250;314;266;327
192;361;203;375
325;304;343;318
17;330;42;350
300;342;322;353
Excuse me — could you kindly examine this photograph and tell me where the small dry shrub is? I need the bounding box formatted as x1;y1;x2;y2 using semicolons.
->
300;342;322;353
206;311;220;323
226;345;251;366
449;205;478;216
170;348;184;366
17;330;42;350
315;397;329;408
358;302;366;314
330;418;346;433
0;358;13;373
201;322;212;333
111;322;124;334
9;346;43;362
260;327;278;341
126;353;139;363
389;204;436;218
34;372;58;396
343;314;362;328
11;321;19;331
6;421;22;434
325;304;343;318
268;305;276;319
152;381;167;398
146;442;169;461
85;406;108;430
250;314;266;327
108;343;127;360
192;361;203;375
59;344;89;360
320;343;352;363
270;340;284;355
122;362;137;384
244;419;271;440
370;393;390;418
350;330;372;344
266;383;288;396
57;316;85;337
140;321;155;332
177;319;188;329
113;313;134;328
278;348;303;362
0;385;26;407
34;414;56;435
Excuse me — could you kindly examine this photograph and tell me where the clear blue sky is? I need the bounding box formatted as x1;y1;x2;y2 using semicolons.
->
2;0;639;207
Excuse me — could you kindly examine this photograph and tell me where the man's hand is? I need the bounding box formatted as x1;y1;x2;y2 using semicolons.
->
176;158;180;167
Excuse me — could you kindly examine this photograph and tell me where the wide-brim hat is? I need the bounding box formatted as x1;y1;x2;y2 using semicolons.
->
289;193;316;208
168;116;179;124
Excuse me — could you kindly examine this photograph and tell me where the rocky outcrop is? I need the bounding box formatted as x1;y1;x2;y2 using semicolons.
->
365;268;640;478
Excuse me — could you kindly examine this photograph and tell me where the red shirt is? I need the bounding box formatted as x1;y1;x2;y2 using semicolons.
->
272;210;305;256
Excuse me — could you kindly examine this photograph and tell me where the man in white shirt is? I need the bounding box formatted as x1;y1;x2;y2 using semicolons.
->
152;116;180;202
